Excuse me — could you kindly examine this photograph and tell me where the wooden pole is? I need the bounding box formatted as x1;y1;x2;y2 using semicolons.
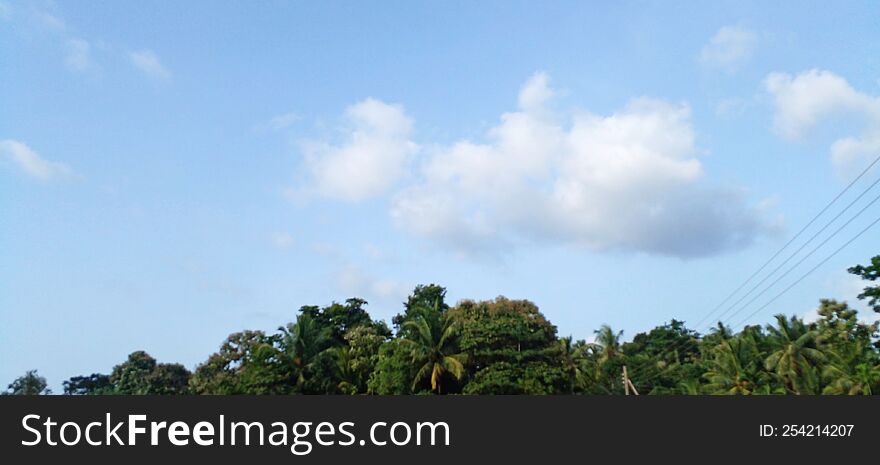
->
622;365;639;396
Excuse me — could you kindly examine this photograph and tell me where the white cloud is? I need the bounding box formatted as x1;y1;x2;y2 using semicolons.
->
271;232;294;249
391;73;772;258
0;139;74;181
128;49;171;79
700;25;758;70
764;69;880;175
296;98;417;201
65;38;91;72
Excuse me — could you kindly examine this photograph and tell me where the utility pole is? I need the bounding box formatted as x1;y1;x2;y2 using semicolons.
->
622;366;639;395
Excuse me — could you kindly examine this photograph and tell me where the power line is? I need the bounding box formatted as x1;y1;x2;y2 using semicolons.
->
625;154;880;389
691;152;880;330
629;196;880;390
711;172;880;325
732;212;880;328
716;183;880;326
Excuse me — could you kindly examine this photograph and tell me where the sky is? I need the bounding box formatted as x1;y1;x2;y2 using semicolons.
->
2;0;880;391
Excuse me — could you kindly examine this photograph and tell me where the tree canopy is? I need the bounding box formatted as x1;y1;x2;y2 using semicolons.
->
12;255;880;396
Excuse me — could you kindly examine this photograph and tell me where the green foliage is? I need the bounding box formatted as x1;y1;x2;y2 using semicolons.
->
63;374;112;395
21;255;880;396
400;303;466;394
452;297;568;394
848;255;880;312
189;331;293;395
3;370;51;395
368;339;416;394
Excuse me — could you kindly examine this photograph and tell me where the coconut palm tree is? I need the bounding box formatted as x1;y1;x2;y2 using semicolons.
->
400;311;465;394
764;315;825;395
279;313;331;391
704;337;760;395
559;336;587;393
589;325;623;366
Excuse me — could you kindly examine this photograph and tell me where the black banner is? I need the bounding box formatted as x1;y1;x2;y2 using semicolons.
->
1;396;877;462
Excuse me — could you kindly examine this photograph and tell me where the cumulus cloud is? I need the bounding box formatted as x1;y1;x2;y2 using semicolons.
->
128;49;171;79
391;73;772;258
700;25;758;70
0;139;74;180
65;38;91;71
296;98;417;201
764;69;880;175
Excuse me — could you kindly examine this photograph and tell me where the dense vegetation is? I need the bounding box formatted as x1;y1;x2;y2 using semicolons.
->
5;256;880;396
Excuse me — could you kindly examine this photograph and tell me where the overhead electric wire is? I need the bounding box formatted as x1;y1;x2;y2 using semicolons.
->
711;173;880;325
622;154;880;390
690;152;880;331
732;212;880;328
718;188;880;326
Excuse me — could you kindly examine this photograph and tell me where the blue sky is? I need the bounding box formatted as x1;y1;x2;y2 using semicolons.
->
2;0;880;390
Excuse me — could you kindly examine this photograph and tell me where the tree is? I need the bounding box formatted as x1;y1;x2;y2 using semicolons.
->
393;284;449;336
813;300;880;395
63;374;112;395
591;325;623;366
341;324;389;393
559;336;587;393
109;351;192;395
280;312;332;392
848;255;880;312
368;339;414;394
190;331;294;395
704;335;768;395
111;351;158;395
3;370;51;395
453;297;567;394
401;301;466;394
764;315;825;395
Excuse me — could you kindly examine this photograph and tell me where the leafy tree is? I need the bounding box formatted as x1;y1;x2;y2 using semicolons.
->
63;373;112;395
3;370;51;395
111;351;158;395
110;351;192;395
393;284;449;335
341;324;389;393
368;339;415;394
190;331;293;394
848;255;880;312
453;297;567;394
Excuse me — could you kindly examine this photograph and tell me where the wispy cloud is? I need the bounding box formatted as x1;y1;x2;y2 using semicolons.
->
700;25;758;71
1;139;75;181
271;232;294;250
128;49;171;79
268;112;302;131
65;38;92;72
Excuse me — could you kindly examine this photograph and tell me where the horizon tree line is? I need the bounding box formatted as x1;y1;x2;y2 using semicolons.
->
5;255;880;396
